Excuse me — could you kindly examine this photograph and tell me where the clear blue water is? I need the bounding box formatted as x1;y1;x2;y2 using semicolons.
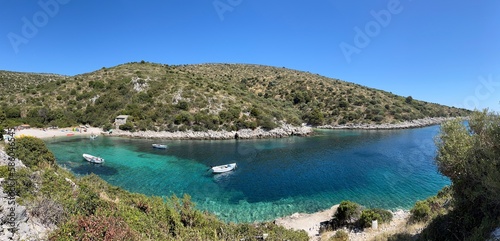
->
44;126;449;223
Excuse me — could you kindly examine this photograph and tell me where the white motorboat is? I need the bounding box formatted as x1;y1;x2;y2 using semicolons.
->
82;153;104;164
211;163;237;174
152;144;167;149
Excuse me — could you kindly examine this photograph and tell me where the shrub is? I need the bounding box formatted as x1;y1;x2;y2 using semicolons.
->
359;209;382;228
51;215;139;241
410;200;431;222
333;200;361;226
13;136;56;169
372;208;393;224
119;122;135;131
31;197;66;226
329;230;349;241
258;117;277;130
174;112;193;125
176;101;189;110
102;123;113;131
304;109;324;126
250;107;262;117
2;167;34;201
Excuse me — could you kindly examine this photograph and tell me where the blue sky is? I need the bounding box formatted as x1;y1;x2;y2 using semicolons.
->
1;0;499;111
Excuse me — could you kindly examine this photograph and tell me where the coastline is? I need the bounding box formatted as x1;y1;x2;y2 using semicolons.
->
14;127;103;139
106;124;312;140
317;117;461;130
11;116;463;140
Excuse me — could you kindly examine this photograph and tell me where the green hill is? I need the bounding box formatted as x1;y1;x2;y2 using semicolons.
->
0;62;469;131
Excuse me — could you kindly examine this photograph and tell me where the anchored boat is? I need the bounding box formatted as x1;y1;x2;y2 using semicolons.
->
211;163;237;174
82;153;104;164
152;144;167;149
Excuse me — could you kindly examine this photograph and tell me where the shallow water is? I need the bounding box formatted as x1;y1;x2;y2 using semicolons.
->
45;126;449;223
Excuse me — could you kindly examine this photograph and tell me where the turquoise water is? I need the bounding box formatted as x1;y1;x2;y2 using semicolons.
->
44;126;449;223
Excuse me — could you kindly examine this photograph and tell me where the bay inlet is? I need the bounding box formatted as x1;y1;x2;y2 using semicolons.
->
44;125;449;223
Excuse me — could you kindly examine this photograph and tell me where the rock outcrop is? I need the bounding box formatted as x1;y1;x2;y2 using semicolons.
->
317;117;460;130
109;124;313;140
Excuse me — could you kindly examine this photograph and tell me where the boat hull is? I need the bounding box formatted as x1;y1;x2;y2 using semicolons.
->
211;163;237;174
83;153;104;164
152;144;167;149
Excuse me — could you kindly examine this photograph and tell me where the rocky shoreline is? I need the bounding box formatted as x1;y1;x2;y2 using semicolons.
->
108;124;313;140
317;117;461;130
105;117;462;140
13;117;464;141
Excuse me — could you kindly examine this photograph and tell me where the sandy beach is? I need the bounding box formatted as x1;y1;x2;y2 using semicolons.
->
275;205;338;240
13;127;103;139
274;206;412;241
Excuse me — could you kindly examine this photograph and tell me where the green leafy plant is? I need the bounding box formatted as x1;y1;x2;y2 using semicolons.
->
12;136;55;169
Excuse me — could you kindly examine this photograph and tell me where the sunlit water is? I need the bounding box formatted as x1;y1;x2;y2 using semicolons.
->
45;126;449;223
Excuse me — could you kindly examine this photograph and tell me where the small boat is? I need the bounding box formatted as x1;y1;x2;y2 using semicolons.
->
211;163;237;174
82;153;104;164
152;144;167;149
90;134;98;140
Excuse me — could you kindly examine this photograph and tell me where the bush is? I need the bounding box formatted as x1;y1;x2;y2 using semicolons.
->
372;208;393;224
12;136;56;169
51;215;139;241
73;184;105;216
304;109;324;126
119;122;135;131
329;230;349;241
31;197;66;226
102;123;113;132
359;209;383;228
2;167;34;201
258;117;277;130
176;101;189;110
410;200;431;222
333;200;361;226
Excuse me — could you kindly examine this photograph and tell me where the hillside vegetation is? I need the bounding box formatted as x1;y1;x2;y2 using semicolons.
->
0;62;469;131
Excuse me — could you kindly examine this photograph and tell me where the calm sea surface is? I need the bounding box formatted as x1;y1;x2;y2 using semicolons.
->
44;126;449;222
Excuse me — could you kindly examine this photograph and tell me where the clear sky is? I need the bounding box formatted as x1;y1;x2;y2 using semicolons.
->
1;0;499;112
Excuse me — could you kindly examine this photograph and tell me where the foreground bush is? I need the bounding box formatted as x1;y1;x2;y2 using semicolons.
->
420;110;500;240
50;215;138;241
